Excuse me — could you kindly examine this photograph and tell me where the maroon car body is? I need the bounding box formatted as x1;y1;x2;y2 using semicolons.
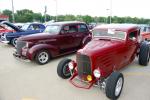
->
13;21;92;65
57;24;150;99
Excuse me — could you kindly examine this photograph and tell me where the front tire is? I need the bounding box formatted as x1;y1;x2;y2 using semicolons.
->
35;50;50;65
139;41;150;66
105;72;124;100
11;38;17;47
57;58;72;79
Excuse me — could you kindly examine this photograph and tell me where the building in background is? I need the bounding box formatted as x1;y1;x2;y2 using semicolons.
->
0;15;9;21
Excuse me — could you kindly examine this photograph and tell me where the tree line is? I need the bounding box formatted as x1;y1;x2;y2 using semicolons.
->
1;9;150;24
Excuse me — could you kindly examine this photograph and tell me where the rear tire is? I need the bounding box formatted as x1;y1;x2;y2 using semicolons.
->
105;72;124;100
139;41;150;66
35;50;50;65
57;58;72;79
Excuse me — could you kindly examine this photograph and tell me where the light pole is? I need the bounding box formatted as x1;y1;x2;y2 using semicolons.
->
110;0;112;24
11;0;15;23
44;6;47;23
106;9;110;23
55;0;58;22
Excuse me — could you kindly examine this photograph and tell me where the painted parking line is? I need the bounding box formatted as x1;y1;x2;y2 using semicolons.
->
124;72;150;77
22;97;36;100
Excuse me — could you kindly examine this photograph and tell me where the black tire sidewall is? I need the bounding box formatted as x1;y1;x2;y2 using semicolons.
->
139;41;150;66
105;72;124;100
57;58;72;79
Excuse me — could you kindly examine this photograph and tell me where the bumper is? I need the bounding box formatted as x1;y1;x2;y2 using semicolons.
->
12;48;31;61
13;51;28;60
69;72;96;89
1;40;9;44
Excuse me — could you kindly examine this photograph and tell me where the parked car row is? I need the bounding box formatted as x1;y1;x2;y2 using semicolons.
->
0;21;150;99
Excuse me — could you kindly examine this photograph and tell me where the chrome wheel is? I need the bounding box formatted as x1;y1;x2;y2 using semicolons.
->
38;51;49;64
115;77;123;97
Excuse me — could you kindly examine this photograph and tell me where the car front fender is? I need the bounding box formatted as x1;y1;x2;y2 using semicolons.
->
27;44;59;60
82;35;92;47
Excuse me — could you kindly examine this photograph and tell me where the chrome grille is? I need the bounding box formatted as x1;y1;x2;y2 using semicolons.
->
76;54;92;77
16;40;26;55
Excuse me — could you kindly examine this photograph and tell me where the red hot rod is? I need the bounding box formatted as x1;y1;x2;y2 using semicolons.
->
13;21;92;65
57;24;150;99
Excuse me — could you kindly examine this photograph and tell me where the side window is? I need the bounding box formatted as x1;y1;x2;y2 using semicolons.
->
62;25;78;33
78;24;88;32
129;31;137;40
28;24;40;30
32;24;40;30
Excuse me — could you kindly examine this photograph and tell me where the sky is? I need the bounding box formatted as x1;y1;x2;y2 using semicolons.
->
0;0;149;18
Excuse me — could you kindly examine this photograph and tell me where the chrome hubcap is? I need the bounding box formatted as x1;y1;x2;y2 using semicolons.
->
115;77;123;96
38;52;49;63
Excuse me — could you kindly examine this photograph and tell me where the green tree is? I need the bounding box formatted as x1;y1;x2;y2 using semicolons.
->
2;9;12;22
82;15;94;24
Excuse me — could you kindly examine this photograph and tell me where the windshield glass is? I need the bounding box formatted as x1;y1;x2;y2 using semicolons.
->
44;25;61;34
93;29;126;40
21;24;29;30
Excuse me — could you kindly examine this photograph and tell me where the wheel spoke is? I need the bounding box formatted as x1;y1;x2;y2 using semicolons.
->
38;52;49;63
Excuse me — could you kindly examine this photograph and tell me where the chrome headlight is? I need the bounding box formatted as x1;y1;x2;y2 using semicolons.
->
93;69;101;78
68;62;74;70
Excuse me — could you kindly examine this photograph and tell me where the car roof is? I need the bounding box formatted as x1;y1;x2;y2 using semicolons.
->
94;24;139;32
25;22;43;25
50;21;86;26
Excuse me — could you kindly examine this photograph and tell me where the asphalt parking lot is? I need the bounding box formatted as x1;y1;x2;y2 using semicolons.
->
0;42;150;100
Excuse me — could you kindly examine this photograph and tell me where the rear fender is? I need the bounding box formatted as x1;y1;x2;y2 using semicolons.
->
28;44;59;60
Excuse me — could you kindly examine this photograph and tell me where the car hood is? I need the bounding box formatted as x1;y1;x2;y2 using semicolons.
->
78;38;125;57
0;21;23;32
18;32;56;42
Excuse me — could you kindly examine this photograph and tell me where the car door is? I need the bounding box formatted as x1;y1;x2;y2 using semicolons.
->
74;24;90;47
118;30;139;69
58;24;77;52
126;30;139;61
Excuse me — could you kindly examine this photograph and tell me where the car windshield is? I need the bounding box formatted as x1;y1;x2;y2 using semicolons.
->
93;29;126;40
44;25;61;34
21;24;29;30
